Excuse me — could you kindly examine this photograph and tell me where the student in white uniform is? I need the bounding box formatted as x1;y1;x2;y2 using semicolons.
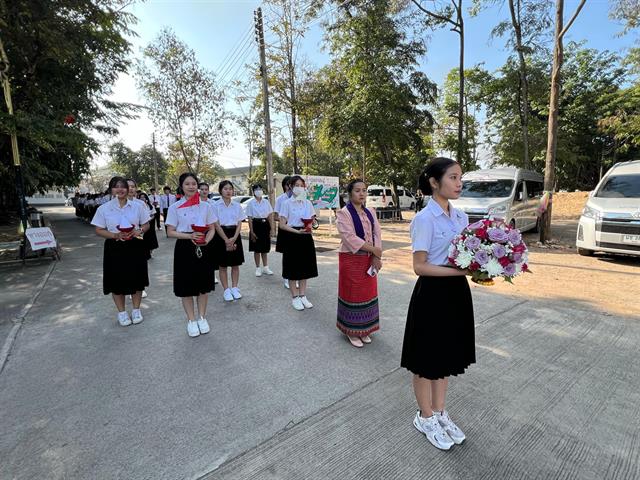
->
274;176;292;288
165;173;218;338
91;176;150;327
160;186;177;237
149;188;162;230
279;175;318;311
246;183;275;277
137;192;159;259
127;179;151;297
401;157;475;451
199;182;220;282
213;180;246;301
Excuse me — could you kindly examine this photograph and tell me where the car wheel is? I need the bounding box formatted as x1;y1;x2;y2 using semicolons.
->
577;247;594;257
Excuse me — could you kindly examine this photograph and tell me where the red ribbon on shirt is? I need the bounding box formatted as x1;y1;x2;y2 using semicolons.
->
178;194;200;208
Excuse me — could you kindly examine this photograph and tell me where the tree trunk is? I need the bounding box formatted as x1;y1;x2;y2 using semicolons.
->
457;0;465;164
508;0;530;169
540;0;564;242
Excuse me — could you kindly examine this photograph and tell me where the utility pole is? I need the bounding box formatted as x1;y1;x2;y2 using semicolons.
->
254;7;275;206
152;132;159;192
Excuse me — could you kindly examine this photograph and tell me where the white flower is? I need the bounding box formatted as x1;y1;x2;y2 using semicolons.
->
483;258;504;277
455;250;474;269
514;263;523;274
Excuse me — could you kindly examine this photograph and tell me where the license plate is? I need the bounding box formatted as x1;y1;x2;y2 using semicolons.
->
623;234;640;244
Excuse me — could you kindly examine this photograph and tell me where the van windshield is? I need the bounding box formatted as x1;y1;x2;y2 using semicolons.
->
461;180;514;198
596;174;640;198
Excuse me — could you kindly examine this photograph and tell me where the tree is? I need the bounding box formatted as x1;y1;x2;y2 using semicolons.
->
411;0;466;163
540;0;587;241
108;142;168;191
136;29;229;179
0;0;137;212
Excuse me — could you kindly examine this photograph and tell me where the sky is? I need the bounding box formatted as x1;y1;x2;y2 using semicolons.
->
104;0;636;171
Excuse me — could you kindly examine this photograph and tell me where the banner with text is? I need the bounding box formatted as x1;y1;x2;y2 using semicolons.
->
25;227;57;251
305;175;340;209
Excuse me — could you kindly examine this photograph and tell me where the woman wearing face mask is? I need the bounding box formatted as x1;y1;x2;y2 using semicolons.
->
279;175;318;311
335;179;383;348
91;176;151;327
165;173;218;337
274;175;292;289
246;184;275;277
213;180;246;302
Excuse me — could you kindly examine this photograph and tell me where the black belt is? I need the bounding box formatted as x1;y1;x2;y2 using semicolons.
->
252;218;268;222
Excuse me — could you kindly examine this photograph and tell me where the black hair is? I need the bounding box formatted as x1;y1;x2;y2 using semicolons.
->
163;186;171;192
281;175;291;191
218;180;233;194
125;178;137;188
251;184;263;192
346;178;366;198
289;175;305;188
418;157;459;196
108;176;128;192
178;172;199;189
138;192;151;206
150;188;156;193
198;182;209;189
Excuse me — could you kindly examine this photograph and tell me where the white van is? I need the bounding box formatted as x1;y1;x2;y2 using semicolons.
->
366;185;416;209
576;160;640;257
450;168;544;232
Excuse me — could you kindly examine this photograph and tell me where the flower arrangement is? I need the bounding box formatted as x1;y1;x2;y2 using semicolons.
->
448;218;531;285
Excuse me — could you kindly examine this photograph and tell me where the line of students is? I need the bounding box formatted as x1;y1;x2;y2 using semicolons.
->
91;158;477;451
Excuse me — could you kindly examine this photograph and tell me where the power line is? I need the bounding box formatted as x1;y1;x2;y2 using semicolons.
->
219;36;257;87
216;25;254;82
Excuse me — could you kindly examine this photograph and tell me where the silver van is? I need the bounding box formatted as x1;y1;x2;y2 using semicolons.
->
451;168;544;232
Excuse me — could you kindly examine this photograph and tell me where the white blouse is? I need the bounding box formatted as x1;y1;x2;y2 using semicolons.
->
215;200;247;226
246;198;273;219
274;192;290;215
91;198;151;233
165;198;218;233
280;198;315;227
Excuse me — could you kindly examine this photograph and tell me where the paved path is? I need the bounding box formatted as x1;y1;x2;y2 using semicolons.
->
1;207;638;479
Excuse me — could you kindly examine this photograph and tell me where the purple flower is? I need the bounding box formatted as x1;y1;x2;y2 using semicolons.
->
488;228;508;243
474;250;490;265
512;252;523;262
468;220;485;230
465;236;481;250
507;229;522;245
503;263;517;276
492;243;507;258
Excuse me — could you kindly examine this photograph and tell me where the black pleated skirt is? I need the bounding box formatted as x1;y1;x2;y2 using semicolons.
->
401;275;475;380
249;218;271;253
143;225;158;258
281;228;318;280
103;238;149;295
275;227;287;253
212;225;244;267
173;239;215;297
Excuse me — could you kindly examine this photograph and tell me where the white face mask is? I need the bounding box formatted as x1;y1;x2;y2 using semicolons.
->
293;186;306;199
254;189;263;198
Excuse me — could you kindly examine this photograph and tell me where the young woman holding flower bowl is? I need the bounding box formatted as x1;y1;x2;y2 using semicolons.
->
401;157;475;451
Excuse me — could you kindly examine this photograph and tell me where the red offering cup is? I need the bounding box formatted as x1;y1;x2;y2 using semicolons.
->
301;218;314;232
191;224;209;244
116;225;134;240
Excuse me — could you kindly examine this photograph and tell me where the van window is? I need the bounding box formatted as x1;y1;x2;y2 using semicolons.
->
397;190;404;196
385;189;392;196
596;174;640;198
461;180;514;198
368;189;383;196
526;181;544;199
514;182;524;202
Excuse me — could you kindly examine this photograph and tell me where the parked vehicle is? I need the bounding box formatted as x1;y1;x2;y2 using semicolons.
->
576;160;640;257
232;195;253;216
366;185;416;209
450;168;544;232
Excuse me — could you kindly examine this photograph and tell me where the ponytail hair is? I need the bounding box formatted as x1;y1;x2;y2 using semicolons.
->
418;157;458;195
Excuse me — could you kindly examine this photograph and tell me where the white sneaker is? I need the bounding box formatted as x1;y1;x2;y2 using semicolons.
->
435;410;466;444
413;411;454;450
262;266;274;275
197;317;210;334
223;289;234;302
131;309;144;324
141;290;148;298
117;311;132;327
284;279;290;289
187;320;200;337
300;296;313;309
214;276;219;284
255;267;262;277
292;297;304;311
231;287;242;299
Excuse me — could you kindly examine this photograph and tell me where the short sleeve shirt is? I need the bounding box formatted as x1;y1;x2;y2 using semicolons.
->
246;198;273;219
215;200;247;226
280;198;316;227
91;198;150;233
274;192;290;215
410;199;469;266
165;198;218;232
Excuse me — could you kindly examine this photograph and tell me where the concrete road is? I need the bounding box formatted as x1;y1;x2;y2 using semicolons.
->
0;207;638;479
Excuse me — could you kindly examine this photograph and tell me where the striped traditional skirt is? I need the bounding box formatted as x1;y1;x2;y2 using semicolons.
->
336;252;380;337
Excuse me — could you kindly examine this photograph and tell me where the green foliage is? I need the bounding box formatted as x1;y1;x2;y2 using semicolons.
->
108;141;169;191
0;0;137;207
